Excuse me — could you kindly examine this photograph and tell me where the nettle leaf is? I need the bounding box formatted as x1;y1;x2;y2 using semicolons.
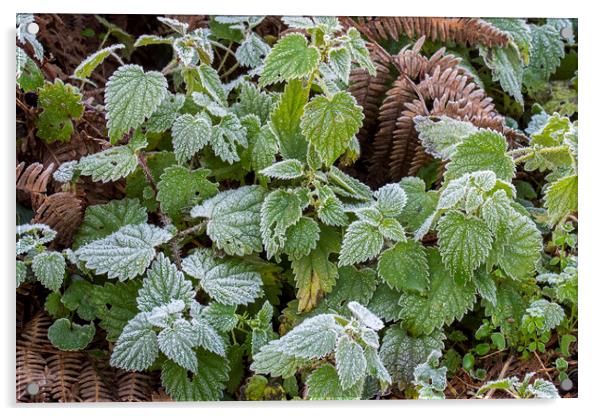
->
301;91;364;166
105;65;168;143
197;63;227;104
210;113;248;163
327;166;372;201
336;334;367;390
414;115;478;159
250;125;279;172
171;112;212;164
35;80;84;144
259;159;305;180
76;224;173;281
233;81;275;124
31;251;65;292
16;224;57;255
157;165;218;223
74;198;147;248
48;318;95;351
344;27;376;75
474;269;498;306
525;299;565;332
528;378;561;399
398;177;439;232
479;44;524;106
78;137;147;183
73;44;125;79
16;47;44;92
378;218;406;242
260;188;304;258
306;363;363;400
269;79;309;161
375;183;407;217
161;351;229;401
326;266;377;310
92;280;142;342
16;261;27;287
484;280;528;335
249;343;309;379
259;33;320;86
146;94;186;133
486;18;532;63
378;239;429;293
437;210;493;281
380;325;445;385
348;301;384;330
236;32;271;68
137;253;195;312
191;317;226;356
524;24;565;85
182;249;262;305
446;130;515;181
317;187;348;226
191;185;266;257
328;46;352;84
544;174;578;226
339;220;383;266
158;319;199;373
201;302;238;332
398;249;476;336
283;217;320;261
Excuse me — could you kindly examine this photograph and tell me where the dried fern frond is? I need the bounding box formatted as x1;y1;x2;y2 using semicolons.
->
346;17;510;48
16;348;49;402
46;353;82;402
34;192;84;246
16;162;55;210
116;370;155;402
18;312;53;349
76;360;116;402
151;388;174;402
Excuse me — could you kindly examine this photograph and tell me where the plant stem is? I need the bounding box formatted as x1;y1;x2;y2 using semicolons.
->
137;152;171;227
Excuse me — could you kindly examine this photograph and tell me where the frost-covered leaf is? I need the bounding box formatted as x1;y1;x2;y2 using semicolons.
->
317;187;348;226
16;224;56;255
196;63;226;104
191;185;266;257
414;116;478;159
339;220;383;266
236;32;270;68
73;44;124;79
326;266;377;310
249;342;309;379
200;303;238;333
52;160;77;183
16;261;27;287
31;251;65;292
157;166;217;223
158;16;189;35
158;319;199;373
301;91;364;166
378;218;406;242
137;253;195;312
110;312;158;370
367;284;402;323
377;240;429;293
347;301;383;330
398;249;476;335
527;378;560;399
437;210;493;281
327;166;372;201
134;34;173;47
375;183;407;217
190;315;226;356
76;224;173;281
48;318;95;351
74;198;147;248
336;334;367;390
437;175;469;210
259;33;320;86
413;350;447;399
479;44;524;106
344;27;376;75
174;31;213;67
92;280;141;342
306;363;363;400
328;46;352;84
105;65;168;143
233;81;275;124
524;299;565;332
380;325;445;385
182;249;262;305
146;94;185;133
524;24;565;85
269;79;308;161
544;174;578;226
398;177;439;232
446;130;515;181
161;351;229;401
78;137;147;183
171;112;212;164
474;269;497;305
36;80;84;143
210;113;247;163
259;159;304;180
283;217;320;261
16;48;44;92
260;188;304;258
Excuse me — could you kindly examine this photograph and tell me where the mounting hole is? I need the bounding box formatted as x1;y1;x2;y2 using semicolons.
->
26;382;40;396
26;22;39;35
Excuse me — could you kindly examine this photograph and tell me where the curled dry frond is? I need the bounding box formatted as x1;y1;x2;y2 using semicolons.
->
34;192;84;246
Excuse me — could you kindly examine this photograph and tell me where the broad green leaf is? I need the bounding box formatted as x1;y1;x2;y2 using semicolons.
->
344;27;376;75
283;216;320;261
76;224;173;281
269;79;309;161
325;266;377;310
524;299;565;332
146;94;185;133
249;342;309;378
327;166;372;201
377;240;429;293
544;174;578;225
328;46;352;84
236;32;270;68
524;24;565;86
259;159;305;180
233;81;275;124
61;279;97;320
31;251;65;292
210;113;247;163
197;63;227;104
35;80;84;143
157;166;217;223
375;183;407;217
201;302;238;332
486;18;532;63
339;220;383;266
474;269;497;305
191;317;226;356
134;34;173;47
124;151;176;212
16;260;27;287
48;318;95;351
306;363;363;400
92;280;142;342
191;185;266;256
398;177;439;232
527;378;561;399
398;249;476;335
479;44;524;106
336;335;367;390
73;44;125;79
172;112;212;164
251;125;279;172
182;249;262;305
105;65;168;142
259;33;320;86
78;137;147;183
317;186;348;226
74;198;147;249
378;218;406;242
301;91;364;165
484;280;528;335
158;319;199;373
260;188;304;258
16;48;44;92
437;210;493;281
347;301;384;330
414;115;478;159
367;284;402;323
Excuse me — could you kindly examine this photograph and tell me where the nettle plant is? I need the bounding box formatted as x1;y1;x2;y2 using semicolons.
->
16;15;576;400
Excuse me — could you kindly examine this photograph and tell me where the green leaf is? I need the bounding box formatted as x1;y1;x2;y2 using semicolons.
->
92;280;142;342
191;185;266;256
283;217;320;261
35;80;84;143
16;260;27;287
146;94;186;133
48;318;95;351
73;44;125;79
524;24;565;85
78;138;147;183
375;183;407;217
414;115;479;159
249;342;309;379
62;279;97;320
210;113;248;164
437;210;493;281
201;302;238;333
259;159;305;180
236;32;270;68
486;18;532;62
344;27;376;76
327;166;372;201
347;301;383;330
233;81;275;124
528;378;560;399
31;251;65;292
328;46;352;84
259;33;320;86
171;112;212;164
446;130;515;181
398;249;476;336
317;186;348;226
16;48;44;92
157;166;217;223
197;63;227;104
474;269;497;305
380;325;445;385
525;299;565;332
339;220;383;266
182;249;263;305
398;177;439;232
367;284;402;322
110;312;158;371
250;125;279;172
161;351;229;401
269;79;309;161
134;34;173;47
158;319;199;373
16;224;56;255
484;280;528;335
326;266;377;310
479;44;524;106
260;188;304;258
377;240;429;293
378;218;406;242
544;174;578;226
74;198;147;248
306;363;363;400
76;224;173;281
301;91;364;165
105;64;168;143
336;334;367;390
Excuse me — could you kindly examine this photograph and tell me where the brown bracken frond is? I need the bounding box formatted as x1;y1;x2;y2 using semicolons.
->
346;17;510;48
34;192;84;247
16;162;55;210
76;360;116;402
116;370;155;402
16;348;49;402
46;353;83;402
